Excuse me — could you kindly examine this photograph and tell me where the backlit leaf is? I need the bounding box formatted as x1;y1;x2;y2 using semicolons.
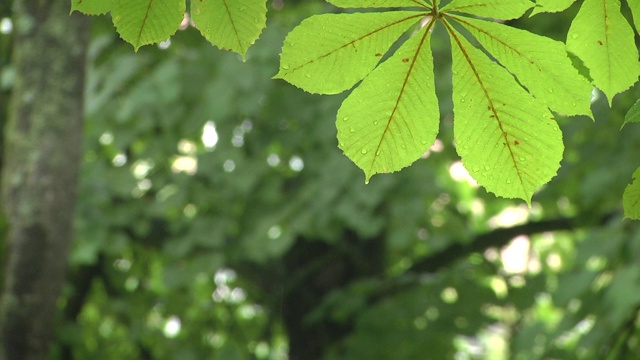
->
530;0;576;16
623;167;640;219
337;25;439;181
191;0;267;60
328;0;431;8
628;0;640;34
441;0;533;20
622;99;640;128
71;0;113;15
446;21;563;203
453;16;592;117
275;11;424;94
111;0;184;51
566;0;640;104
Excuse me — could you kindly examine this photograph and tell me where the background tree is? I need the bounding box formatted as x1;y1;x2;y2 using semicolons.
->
0;1;88;359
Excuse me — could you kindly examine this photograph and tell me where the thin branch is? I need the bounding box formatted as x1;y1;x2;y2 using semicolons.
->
409;217;577;274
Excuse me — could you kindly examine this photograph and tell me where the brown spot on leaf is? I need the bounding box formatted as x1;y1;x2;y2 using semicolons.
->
375;53;382;57
402;58;409;63
514;140;520;145
597;40;603;45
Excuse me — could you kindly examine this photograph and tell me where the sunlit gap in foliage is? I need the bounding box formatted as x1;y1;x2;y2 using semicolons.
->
202;120;219;149
289;156;304;172
267;153;280;167
421;138;444;159
213;268;247;304
0;18;12;34
163;316;181;338
112;153;127;167
449;161;478;187
268;225;282;240
233;119;253;147
172;139;198;174
132;159;154;197
441;287;458;304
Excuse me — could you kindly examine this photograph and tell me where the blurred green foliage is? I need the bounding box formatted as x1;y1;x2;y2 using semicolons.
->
2;1;640;359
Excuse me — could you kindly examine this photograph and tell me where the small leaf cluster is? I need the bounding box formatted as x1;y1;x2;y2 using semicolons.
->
71;0;267;57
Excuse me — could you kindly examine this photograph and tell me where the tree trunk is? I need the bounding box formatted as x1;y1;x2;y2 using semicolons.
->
0;0;88;359
281;230;385;360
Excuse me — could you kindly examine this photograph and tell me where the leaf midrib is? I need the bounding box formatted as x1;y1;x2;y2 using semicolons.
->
285;13;426;76
369;21;434;173
445;20;527;194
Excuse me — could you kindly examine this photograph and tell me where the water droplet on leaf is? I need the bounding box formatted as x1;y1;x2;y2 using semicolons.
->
361;149;368;154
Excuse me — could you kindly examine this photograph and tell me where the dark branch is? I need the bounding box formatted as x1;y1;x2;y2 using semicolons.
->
409;212;616;274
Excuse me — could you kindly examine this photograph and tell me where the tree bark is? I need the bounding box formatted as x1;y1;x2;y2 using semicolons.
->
0;0;88;359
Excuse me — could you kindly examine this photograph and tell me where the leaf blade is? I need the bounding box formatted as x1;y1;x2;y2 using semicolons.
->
530;0;576;16
622;99;640;128
71;0;113;15
441;0;534;20
337;26;439;181
623;167;640;220
447;22;563;203
327;0;431;8
275;11;424;94
628;0;640;35
191;0;267;60
454;16;593;117
111;0;184;51
566;0;640;104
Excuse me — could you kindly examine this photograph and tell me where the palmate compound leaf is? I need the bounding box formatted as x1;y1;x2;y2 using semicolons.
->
530;0;576;16
274;11;425;94
337;25;439;181
191;0;267;60
70;0;113;15
111;0;184;51
623;167;640;219
445;20;563;204
451;15;593;117
567;0;640;104
440;0;534;20
327;0;431;8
